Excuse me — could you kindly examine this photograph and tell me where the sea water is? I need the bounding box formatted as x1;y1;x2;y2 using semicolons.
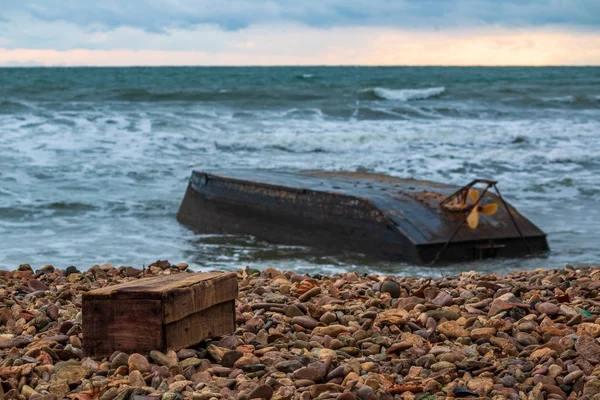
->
0;66;599;276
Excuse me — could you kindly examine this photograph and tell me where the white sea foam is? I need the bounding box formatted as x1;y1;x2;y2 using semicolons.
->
363;86;446;101
545;95;575;103
1;83;599;273
544;94;600;104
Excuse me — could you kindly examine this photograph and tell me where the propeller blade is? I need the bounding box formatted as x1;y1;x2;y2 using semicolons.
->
468;189;479;203
467;208;479;229
481;203;498;216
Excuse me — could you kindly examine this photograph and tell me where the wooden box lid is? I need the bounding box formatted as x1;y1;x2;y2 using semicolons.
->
83;272;238;324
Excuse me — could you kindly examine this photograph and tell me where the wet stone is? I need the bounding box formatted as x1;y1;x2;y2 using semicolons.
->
536;302;560;316
128;353;150;373
176;349;197;359
110;352;128;369
320;312;337;324
500;375;518;387
248;384;273;400
298;287;321;302
380;281;401;298
283;305;304;317
292;315;318;329
221;350;243;368
426;309;460;320
294;362;328;382
276;360;303;373
241;363;265;373
4;260;600;399
432;290;453;307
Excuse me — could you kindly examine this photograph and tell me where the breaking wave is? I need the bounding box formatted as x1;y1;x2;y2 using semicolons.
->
361;86;446;101
543;94;600;104
1;66;599;272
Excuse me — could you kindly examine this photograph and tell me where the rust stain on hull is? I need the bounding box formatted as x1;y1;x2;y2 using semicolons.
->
177;169;549;265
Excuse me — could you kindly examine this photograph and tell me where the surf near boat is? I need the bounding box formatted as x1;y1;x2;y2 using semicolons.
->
177;170;549;265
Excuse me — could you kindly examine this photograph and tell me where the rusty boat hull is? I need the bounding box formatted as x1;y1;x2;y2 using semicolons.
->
177;170;549;265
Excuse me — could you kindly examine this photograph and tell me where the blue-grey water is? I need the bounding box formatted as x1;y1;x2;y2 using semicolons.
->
0;67;599;276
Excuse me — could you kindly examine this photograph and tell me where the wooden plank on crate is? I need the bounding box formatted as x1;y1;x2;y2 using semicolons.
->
87;272;227;298
162;272;238;323
165;301;235;351
83;298;163;357
82;271;238;357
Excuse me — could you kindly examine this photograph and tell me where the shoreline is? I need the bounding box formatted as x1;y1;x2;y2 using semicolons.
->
1;261;600;399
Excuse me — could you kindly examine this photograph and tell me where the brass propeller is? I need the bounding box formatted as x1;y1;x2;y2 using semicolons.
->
466;189;498;229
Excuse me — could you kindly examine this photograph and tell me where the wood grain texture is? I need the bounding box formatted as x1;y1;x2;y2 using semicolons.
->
84;272;235;299
83;298;163;357
165;301;235;351
83;272;238;357
162;274;238;323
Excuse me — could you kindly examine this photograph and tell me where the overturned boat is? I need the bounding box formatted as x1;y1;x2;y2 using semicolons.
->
177;170;549;265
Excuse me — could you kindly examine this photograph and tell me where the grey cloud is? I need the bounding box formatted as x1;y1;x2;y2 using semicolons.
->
2;0;600;32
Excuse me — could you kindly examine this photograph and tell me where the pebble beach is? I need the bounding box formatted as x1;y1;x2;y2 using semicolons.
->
2;261;600;399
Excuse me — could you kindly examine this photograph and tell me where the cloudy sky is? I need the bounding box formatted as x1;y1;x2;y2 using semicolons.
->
1;0;599;66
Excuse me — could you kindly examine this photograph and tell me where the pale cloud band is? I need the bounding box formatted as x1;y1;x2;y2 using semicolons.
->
1;0;599;66
1;26;599;66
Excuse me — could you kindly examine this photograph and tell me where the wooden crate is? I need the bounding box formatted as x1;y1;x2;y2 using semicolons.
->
82;272;238;357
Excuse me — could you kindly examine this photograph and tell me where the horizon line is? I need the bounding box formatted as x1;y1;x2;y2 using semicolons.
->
1;64;599;68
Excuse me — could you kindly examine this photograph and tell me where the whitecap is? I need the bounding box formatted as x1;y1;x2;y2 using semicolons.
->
362;86;446;101
543;94;600;104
